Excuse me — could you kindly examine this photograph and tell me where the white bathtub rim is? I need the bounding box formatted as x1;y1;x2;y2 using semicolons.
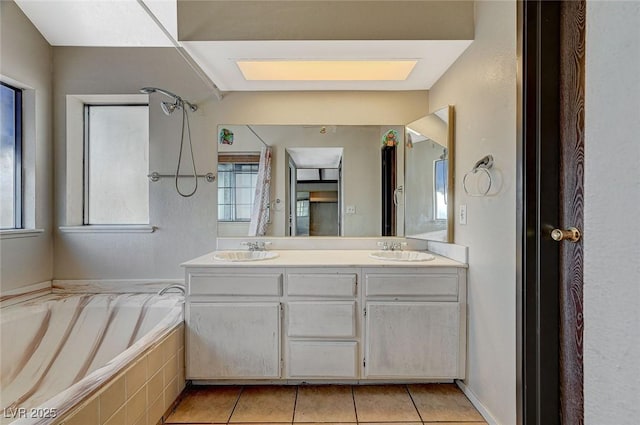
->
10;296;184;425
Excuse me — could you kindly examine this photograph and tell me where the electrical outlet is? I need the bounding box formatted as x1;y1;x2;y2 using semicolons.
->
346;205;356;214
459;204;468;225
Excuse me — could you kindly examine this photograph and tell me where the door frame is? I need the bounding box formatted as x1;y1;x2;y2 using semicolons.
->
517;1;585;424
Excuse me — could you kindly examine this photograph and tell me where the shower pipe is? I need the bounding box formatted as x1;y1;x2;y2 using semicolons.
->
140;87;200;197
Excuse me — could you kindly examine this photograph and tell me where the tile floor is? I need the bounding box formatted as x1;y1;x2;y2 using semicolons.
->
165;384;487;424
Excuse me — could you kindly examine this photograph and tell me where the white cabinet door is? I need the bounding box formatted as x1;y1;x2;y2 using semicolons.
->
288;341;358;378
187;302;281;379
364;301;460;379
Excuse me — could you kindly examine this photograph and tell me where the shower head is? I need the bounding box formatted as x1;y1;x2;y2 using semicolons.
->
140;87;197;113
161;101;178;115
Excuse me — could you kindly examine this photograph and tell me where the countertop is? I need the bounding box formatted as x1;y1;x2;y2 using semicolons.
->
181;249;467;268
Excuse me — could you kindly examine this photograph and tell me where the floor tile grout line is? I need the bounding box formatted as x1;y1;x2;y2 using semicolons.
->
351;385;359;424
226;385;245;424
405;384;425;423
291;385;299;423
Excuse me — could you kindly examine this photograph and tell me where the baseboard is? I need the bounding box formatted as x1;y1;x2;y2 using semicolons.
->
52;279;184;294
0;280;52;308
456;380;501;425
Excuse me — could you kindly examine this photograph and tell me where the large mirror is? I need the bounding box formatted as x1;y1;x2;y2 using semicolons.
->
404;106;454;242
216;124;405;237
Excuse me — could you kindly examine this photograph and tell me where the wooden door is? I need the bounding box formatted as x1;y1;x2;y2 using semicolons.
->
381;145;396;236
519;1;585;424
288;159;297;236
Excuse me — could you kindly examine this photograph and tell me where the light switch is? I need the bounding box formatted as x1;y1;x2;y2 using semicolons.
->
459;204;467;225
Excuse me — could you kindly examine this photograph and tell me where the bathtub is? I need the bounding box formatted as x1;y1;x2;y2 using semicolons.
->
0;293;184;425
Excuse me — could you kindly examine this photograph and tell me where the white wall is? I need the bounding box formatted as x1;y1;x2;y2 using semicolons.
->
0;1;53;292
584;2;640;424
52;46;428;279
427;1;517;424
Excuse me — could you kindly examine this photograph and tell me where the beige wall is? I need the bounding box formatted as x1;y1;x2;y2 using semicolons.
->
178;0;474;41
427;1;517;424
0;1;53;292
584;2;640;423
52;46;428;279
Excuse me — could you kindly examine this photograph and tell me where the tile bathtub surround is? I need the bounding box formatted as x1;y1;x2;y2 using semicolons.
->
60;324;185;425
165;384;487;424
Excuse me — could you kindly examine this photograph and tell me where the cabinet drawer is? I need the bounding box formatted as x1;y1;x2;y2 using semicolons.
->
189;273;282;296
288;341;358;378
287;274;356;297
365;273;458;300
288;302;356;338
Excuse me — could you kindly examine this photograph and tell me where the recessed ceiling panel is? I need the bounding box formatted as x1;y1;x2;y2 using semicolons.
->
182;40;472;91
237;60;417;81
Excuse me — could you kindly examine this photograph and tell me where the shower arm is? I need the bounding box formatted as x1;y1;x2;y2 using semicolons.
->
182;100;198;112
140;87;198;112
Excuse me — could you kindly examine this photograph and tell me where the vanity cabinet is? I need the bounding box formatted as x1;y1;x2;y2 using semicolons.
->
183;261;466;382
363;268;467;379
188;302;281;379
285;269;359;379
185;268;284;380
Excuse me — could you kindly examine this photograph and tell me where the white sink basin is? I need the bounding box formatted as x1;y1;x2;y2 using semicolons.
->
369;251;435;262
213;251;279;262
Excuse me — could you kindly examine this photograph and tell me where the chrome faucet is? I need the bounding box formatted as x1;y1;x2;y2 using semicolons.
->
378;241;407;251
241;241;271;251
158;284;185;296
390;242;407;251
377;241;390;251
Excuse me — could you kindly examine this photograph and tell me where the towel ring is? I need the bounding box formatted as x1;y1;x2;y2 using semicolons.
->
463;155;494;197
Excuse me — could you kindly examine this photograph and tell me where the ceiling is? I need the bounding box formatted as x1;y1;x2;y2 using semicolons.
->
14;0;473;92
181;40;472;91
14;0;176;47
288;148;343;169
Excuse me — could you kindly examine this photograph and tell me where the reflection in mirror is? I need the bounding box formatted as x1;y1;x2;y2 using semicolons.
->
287;147;342;236
404;106;454;242
216;125;405;237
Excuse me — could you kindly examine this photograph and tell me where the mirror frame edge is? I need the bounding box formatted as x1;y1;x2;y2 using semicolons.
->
446;105;455;243
404;104;455;244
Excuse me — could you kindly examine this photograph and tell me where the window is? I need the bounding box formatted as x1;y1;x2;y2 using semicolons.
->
0;82;22;229
296;199;309;217
434;159;448;220
84;105;149;225
217;163;258;221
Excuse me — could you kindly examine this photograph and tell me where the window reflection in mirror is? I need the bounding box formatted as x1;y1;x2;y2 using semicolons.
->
405;106;454;242
217;161;259;222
